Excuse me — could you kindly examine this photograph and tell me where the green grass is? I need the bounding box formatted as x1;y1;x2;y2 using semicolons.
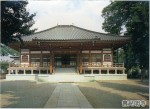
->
0;61;9;73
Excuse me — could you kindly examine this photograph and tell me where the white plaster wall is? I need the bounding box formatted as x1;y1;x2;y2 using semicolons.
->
6;74;127;81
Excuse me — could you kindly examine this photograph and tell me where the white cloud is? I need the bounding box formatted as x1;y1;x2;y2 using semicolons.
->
27;0;110;33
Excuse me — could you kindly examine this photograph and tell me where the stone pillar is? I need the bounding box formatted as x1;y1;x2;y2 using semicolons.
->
16;69;18;74
24;69;25;74
107;69;109;74
39;69;41;74
31;70;33;74
115;69;117;74
123;69;125;74
91;69;93;74
99;69;101;74
8;70;10;75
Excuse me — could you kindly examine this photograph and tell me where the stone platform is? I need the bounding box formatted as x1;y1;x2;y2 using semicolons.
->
6;68;127;82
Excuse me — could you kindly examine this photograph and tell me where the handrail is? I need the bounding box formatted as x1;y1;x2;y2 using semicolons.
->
9;63;124;68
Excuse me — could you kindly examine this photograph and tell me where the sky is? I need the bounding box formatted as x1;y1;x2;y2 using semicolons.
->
27;0;111;33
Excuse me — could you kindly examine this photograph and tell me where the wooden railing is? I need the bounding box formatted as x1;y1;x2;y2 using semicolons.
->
82;62;124;67
113;63;124;67
10;63;124;68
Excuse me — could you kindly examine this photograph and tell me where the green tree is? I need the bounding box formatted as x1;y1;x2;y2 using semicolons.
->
102;1;149;73
1;1;37;45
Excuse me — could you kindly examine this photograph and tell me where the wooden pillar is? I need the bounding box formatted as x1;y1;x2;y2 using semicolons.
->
77;54;79;74
19;45;21;67
116;49;119;63
79;51;82;74
101;50;103;67
39;69;41;74
111;48;113;67
52;53;54;72
89;49;92;67
29;49;31;67
40;50;43;67
50;51;53;74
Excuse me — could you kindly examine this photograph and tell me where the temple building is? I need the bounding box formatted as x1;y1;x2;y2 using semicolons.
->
7;25;130;81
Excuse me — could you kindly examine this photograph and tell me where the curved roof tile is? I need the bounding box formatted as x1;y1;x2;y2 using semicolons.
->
22;25;130;41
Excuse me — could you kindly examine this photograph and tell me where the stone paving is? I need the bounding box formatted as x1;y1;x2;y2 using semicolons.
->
44;83;93;108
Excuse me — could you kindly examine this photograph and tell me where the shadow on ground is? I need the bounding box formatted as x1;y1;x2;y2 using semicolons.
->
78;83;125;108
97;81;149;99
1;80;56;108
78;80;149;108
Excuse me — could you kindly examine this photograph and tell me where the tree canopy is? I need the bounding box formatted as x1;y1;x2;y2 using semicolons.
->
102;1;149;70
1;1;37;45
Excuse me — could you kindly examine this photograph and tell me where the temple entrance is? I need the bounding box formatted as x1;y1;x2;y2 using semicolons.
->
54;54;77;68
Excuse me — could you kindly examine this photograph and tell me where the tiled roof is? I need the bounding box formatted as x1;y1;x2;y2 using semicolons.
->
22;25;130;41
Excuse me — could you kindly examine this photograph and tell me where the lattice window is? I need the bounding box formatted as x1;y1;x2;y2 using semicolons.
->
104;54;111;62
82;54;89;62
21;55;29;62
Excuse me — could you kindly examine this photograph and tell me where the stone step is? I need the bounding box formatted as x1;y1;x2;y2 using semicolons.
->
48;75;86;82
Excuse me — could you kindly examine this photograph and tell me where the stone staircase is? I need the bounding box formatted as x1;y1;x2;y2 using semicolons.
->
48;68;86;82
55;68;77;75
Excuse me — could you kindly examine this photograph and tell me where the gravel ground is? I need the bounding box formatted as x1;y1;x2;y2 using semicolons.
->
77;79;149;108
0;80;56;108
0;79;149;108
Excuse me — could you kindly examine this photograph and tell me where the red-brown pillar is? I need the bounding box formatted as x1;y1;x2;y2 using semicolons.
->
79;51;82;74
29;49;31;67
40;50;43;67
89;49;92;67
111;48;113;67
101;49;103;67
50;51;53;74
